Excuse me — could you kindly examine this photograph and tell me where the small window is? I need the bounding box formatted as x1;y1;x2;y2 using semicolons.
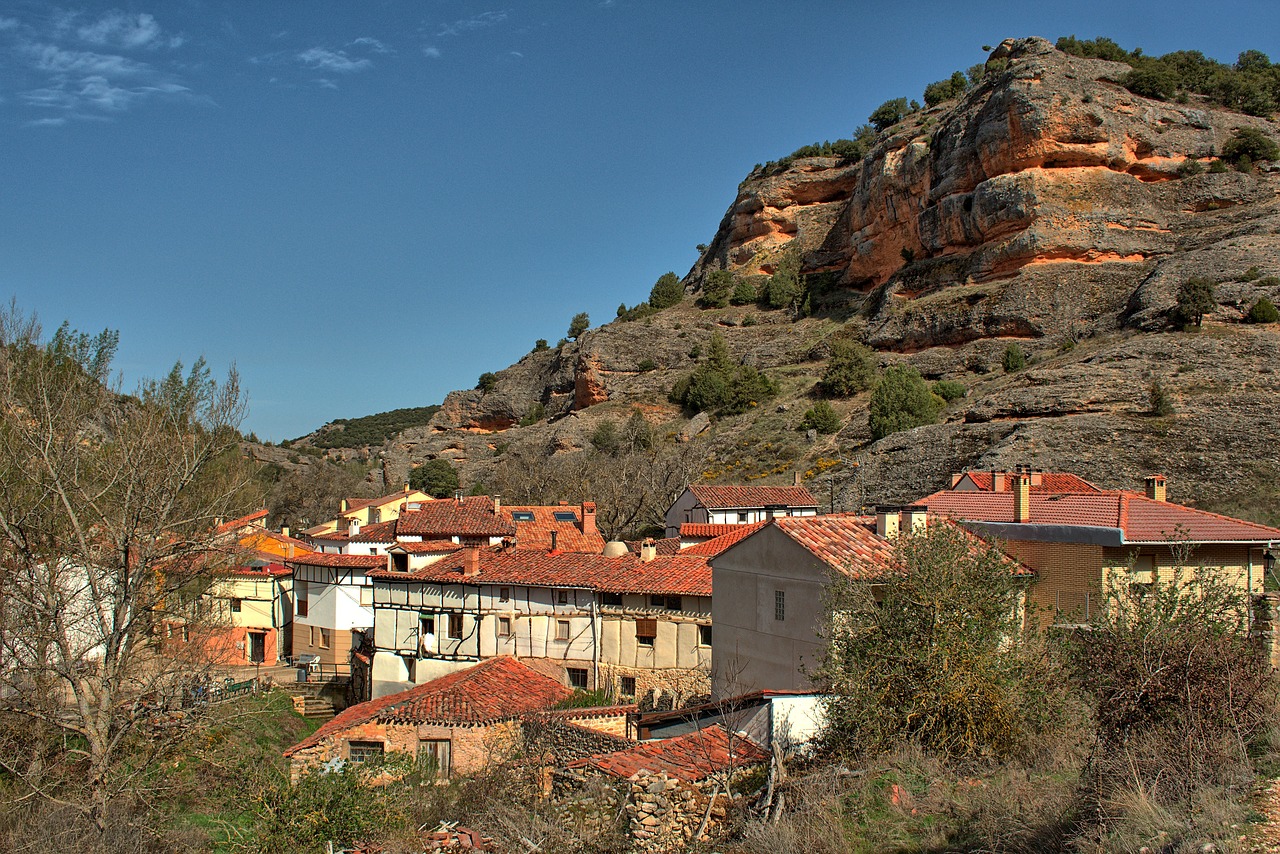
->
498;616;511;636
419;739;451;778
553;511;578;522
448;613;463;639
319;627;331;649
775;590;786;622
650;595;681;611
738;511;749;523
620;676;636;697
698;624;712;647
392;553;409;573
308;625;315;646
600;591;623;607
368;508;381;524
499;587;510;602
420;616;436;637
556;620;570;641
557;590;569;605
636;618;657;647
348;740;384;763
296;597;308;617
229;598;242;613
511;511;535;522
359;587;372;606
567;667;588;689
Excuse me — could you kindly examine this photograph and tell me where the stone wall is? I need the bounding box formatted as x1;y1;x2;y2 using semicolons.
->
623;772;733;851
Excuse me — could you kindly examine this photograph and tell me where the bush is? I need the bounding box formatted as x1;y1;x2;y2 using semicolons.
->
869;97;909;132
1148;379;1174;416
698;269;735;308
1208;158;1231;173
1222;127;1280;167
518;402;545;427
533;338;549;351
648;272;684;309
730;279;758;306
1176;158;1205;176
409;459;460;498
670;331;776;415
799;400;841;435
590;419;620;454
819;339;877;398
762;249;802;310
637;358;657;372
476;372;499;392
868;366;943;440
931;379;967;402
1123;64;1178;100
1001;342;1026;372
1174;275;1216;327
567;312;590;339
1247;296;1280;323
816;524;1060;760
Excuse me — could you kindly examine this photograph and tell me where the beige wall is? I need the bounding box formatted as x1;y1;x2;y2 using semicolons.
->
291;623;353;666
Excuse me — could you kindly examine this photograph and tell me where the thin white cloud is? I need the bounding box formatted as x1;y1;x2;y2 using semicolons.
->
296;46;372;73
0;17;20;31
24;42;151;77
422;46;441;59
76;11;181;50
508;51;523;59
26;116;67;127
314;78;338;90
437;11;509;38
349;36;391;54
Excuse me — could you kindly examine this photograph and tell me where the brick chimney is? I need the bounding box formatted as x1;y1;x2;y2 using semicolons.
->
550;530;559;552
1145;475;1167;502
903;505;928;534
462;547;481;577
281;526;290;539
876;506;901;540
403;482;410;494
1014;466;1031;523
991;471;1005;493
493;496;501;515
581;501;597;536
640;538;657;562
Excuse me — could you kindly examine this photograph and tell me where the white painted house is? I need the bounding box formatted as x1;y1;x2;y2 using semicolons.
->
663;483;818;538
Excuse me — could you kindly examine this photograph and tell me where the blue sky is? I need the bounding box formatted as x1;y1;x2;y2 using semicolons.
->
1;1;1273;441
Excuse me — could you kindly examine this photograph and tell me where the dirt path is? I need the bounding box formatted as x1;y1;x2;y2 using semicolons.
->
1248;778;1280;852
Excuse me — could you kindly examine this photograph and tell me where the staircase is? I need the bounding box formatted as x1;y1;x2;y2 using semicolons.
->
275;682;338;721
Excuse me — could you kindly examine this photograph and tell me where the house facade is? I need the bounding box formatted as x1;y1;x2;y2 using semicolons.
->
204;563;293;666
302;486;434;538
664;484;818;538
289;553;382;666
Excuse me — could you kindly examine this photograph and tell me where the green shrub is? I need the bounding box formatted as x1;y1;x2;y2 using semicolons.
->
1239;265;1263;281
1123;64;1178;100
567;312;590;339
637;358;657;372
730;279;758;306
617;302;657;322
1208;159;1231;173
648;272;684;309
1174;275;1216;327
923;70;970;107
1247;296;1280;323
1177;158;1205;176
533;338;549;351
518;402;545;427
1149;379;1174;416
869;97;909;132
409;459;460;498
819;339;878;398
800;400;841;434
476;372;498;392
699;269;735;308
869;365;944;440
932;379;968;402
590;419;620;454
670;331;776;415
1001;343;1026;373
762;249;802;310
1223;127;1280;167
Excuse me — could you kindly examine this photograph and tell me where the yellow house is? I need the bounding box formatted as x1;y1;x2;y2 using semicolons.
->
303;486;434;537
204;563;294;666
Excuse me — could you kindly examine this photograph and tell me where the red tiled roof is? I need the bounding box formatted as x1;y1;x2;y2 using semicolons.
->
388;540;462;555
396;496;516;538
688;485;817;510
216;509;269;534
569;725;767;782
287;553;385;569
229;562;291;577
284;658;570;756
370;548;712;597
770;514;901;579
533;704;638;721
504;504;605;553
679;523;745;539
681;522;768;557
340;489;430;515
915;489;1280;544
624;537;683;556
956;472;1101;493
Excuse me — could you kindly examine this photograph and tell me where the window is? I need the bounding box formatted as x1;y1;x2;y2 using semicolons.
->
308;625;315;646
181;625;189;643
420;616;436;637
553;511;577;522
600;592;623;607
775;590;786;622
636;618;657;647
296;582;308;617
650;595;682;611
368;508;381;524
229;598;242;613
620;676;636;697
511;511;535;522
448;613;463;639
498;616;511;637
738;511;749;523
567;668;589;689
359;587;373;606
392;553;408;573
347;740;384;763
319;627;331;649
698;624;712;647
556;620;570;641
419;739;451;778
499;587;510;602
557;590;569;605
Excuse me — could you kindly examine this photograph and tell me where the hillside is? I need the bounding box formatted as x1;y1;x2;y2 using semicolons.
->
279;37;1280;528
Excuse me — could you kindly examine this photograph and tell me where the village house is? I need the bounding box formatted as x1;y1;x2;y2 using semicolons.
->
302;485;434;538
913;468;1280;620
289;552;383;668
283;656;630;780
368;541;713;702
663;482;818;539
204;562;294;666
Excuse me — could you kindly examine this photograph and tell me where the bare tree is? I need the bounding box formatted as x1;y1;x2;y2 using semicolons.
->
0;307;255;844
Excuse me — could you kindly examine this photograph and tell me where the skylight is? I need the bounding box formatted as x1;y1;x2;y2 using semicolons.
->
553;511;578;522
511;511;535;521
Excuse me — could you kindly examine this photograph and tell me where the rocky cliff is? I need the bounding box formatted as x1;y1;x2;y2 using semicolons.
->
321;37;1280;525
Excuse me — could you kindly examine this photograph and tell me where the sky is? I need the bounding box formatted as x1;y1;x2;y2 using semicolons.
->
1;1;1274;441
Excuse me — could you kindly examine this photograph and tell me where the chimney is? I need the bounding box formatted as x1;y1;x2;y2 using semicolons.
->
550;530;559;552
462;547;481;577
640;538;657;562
950;472;963;488
340;499;349;513
581;501;597;536
1145;475;1167;502
903;505;928;534
455;490;463;504
493;496;501;515
991;471;1005;493
348;519;360;537
1014;467;1031;523
875;506;901;540
793;471;802;486
281;526;290;539
403;482;410;494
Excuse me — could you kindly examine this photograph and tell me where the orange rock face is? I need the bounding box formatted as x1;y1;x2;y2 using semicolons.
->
574;354;609;409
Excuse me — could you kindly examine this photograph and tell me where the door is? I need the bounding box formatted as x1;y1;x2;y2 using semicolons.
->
249;632;265;664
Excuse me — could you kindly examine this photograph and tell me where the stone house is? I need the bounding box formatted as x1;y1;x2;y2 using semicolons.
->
663;483;818;538
283;656;629;780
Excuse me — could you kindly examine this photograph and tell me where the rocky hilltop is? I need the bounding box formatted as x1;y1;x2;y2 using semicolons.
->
319;37;1280;525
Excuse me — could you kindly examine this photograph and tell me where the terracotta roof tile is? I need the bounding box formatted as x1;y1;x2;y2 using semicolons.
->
624;537;683;556
395;496;516;538
681;522;768;557
679;523;746;539
216;509;269;534
771;514;900;579
371;548;711;597
229;562;291;577
504;504;605;553
285;658;571;757
957;472;1101;492
688;485;817;510
287;553;385;569
568;725;767;782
